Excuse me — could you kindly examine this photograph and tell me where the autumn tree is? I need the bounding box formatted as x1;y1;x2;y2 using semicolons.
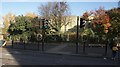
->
2;13;16;34
25;12;37;18
38;2;71;35
83;7;111;32
81;7;111;43
2;13;16;39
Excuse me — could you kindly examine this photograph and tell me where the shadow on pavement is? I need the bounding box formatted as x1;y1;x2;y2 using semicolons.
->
1;41;120;66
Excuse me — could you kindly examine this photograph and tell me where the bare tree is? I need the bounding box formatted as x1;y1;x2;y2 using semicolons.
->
38;2;71;34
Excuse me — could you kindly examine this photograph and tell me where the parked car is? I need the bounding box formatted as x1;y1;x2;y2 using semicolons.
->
0;40;7;47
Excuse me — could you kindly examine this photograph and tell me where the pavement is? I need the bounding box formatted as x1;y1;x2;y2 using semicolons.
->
0;48;2;67
1;42;120;66
45;44;68;53
4;43;107;58
1;47;120;65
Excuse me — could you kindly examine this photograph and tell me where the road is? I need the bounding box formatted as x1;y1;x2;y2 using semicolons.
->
0;47;119;66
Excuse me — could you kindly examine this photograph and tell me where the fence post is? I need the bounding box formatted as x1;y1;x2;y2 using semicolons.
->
23;41;26;50
12;40;14;49
118;47;120;65
38;41;40;51
104;40;108;59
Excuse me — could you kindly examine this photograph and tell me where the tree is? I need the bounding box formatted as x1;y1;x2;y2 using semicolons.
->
25;12;37;18
2;13;16;35
107;7;120;40
81;7;111;43
8;15;34;41
38;2;71;35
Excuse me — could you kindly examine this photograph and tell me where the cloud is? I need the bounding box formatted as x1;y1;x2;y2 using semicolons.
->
1;0;119;2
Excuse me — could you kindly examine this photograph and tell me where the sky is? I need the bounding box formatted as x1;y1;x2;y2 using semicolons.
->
1;2;118;16
1;0;119;2
0;1;119;26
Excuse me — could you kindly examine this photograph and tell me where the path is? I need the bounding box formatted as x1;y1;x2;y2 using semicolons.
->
45;44;71;54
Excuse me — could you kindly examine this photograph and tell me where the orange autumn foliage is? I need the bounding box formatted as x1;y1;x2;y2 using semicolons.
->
104;29;108;33
82;12;89;19
82;7;111;33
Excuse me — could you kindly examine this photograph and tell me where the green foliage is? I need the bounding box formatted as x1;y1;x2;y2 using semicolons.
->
81;28;95;37
68;33;77;42
45;35;62;42
92;24;105;39
107;7;120;39
8;15;34;41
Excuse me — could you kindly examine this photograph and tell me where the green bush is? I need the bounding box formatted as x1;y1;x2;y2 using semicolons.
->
45;35;62;42
65;32;82;42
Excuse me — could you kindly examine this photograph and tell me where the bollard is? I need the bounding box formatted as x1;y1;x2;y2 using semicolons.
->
38;41;40;51
118;47;120;65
